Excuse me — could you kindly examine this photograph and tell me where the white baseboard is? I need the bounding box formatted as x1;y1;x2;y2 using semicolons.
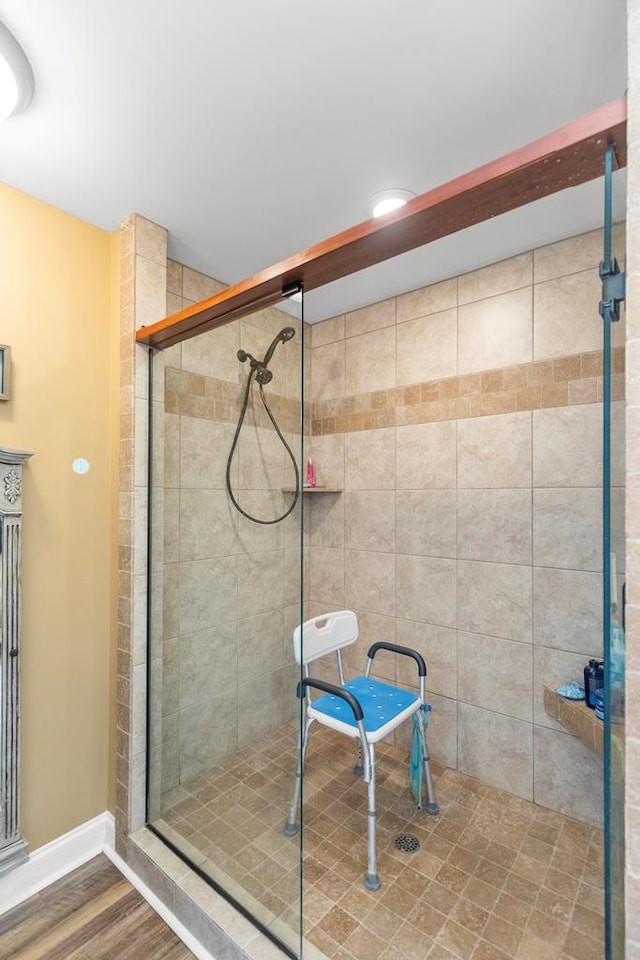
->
104;847;214;960
0;811;115;916
0;811;214;960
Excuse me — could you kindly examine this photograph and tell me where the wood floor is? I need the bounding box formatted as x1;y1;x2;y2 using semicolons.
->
0;854;197;959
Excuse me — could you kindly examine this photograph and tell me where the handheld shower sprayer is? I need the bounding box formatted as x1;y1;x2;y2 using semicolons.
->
228;325;300;523
236;327;295;385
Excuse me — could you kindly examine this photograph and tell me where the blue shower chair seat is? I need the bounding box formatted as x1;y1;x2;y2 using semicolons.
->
284;609;438;892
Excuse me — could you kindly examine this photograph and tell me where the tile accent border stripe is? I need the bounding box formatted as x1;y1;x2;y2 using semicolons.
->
311;347;624;435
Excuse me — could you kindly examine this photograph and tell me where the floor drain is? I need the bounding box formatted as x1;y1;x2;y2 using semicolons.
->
393;833;420;853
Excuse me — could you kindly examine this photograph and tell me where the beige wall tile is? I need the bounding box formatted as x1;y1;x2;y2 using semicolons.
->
396;278;457;324
311;315;345;347
395;620;456;698
179;691;236;781
344;549;395;616
311;340;345;402
238;669;284;747
533;228;602;284
236;491;286;552
533;269;602;360
237;550;284;614
164;488;179;564
532;646;593;732
458;703;533;800
533;405;601;487
458;288;532;374
179;488;238;560
395;555;456;627
459;252;532;305
423;692;457;768
182;324;240;384
309;433;345;489
396;421;456;489
395;490;456;558
457;561;532;643
342;609;396;682
457;489;531;564
345;298;395;338
396;308;457;385
533;568;602;655
309;547;345;607
133;215;167;265
346;326;396;395
533;726;603;827
180;624;238;709
237;426;285;490
533;489;601;571
182;266;226;303
458;632;532;721
458;412;532;488
166;259;183;295
163;563;180;640
180;556;237;635
345;428;395;490
180;418;236;490
135;257;167;329
345;491;395;552
237;610;285;682
308;492;344;548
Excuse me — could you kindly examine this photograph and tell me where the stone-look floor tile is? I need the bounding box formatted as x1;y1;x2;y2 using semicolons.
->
471;940;511;960
158;724;603;960
562;926;603;960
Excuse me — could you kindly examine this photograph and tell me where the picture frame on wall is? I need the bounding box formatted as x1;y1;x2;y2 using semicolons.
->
0;345;11;401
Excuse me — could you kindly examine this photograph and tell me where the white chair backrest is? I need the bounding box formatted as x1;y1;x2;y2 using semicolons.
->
293;610;358;665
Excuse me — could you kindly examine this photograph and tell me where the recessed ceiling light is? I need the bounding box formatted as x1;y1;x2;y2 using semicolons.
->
367;188;416;219
0;21;34;121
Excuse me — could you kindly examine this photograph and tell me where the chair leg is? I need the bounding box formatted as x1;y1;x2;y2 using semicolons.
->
284;717;313;836
364;743;381;891
353;739;364;776
417;716;439;815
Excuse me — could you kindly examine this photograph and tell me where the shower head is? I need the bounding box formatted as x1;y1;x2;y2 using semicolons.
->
262;327;296;367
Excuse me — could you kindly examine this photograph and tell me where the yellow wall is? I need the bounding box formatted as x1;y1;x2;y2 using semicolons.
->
0;183;114;849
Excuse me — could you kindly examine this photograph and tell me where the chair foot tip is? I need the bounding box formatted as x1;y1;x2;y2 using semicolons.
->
353;764;364;776
426;802;440;816
364;874;381;891
284;822;299;836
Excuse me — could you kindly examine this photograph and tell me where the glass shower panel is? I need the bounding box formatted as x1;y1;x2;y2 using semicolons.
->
146;288;307;958
602;145;625;960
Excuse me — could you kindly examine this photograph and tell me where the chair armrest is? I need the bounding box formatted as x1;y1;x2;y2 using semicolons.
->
367;641;427;677
296;677;364;722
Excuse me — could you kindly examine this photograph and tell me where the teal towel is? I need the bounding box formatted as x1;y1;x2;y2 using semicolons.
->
410;706;430;809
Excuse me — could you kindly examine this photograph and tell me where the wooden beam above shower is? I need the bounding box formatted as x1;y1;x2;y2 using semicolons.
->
136;97;627;349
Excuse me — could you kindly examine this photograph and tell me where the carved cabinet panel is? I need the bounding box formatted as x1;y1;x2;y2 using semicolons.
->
0;447;33;875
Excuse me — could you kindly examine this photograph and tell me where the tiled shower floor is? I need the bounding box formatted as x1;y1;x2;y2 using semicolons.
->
159;723;604;960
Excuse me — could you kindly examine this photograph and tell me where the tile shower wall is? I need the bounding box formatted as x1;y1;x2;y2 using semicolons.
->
307;226;625;828
157;265;309;796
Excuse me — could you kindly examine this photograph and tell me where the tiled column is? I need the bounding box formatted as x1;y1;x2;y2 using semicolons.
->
116;214;167;854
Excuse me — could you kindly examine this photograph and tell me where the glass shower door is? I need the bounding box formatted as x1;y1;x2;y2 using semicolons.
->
602;144;626;960
146;284;307;958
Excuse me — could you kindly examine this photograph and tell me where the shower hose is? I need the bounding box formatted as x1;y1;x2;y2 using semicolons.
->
226;370;300;524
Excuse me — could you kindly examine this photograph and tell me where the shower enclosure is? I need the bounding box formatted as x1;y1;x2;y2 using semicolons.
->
146;289;307;957
134;102;628;960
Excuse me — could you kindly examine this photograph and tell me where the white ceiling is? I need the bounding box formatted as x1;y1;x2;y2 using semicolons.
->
0;0;627;323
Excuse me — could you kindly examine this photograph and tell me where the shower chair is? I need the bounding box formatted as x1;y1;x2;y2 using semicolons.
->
284;609;439;891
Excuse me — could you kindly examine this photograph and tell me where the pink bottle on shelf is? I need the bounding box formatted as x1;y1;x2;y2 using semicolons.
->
306;458;316;488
